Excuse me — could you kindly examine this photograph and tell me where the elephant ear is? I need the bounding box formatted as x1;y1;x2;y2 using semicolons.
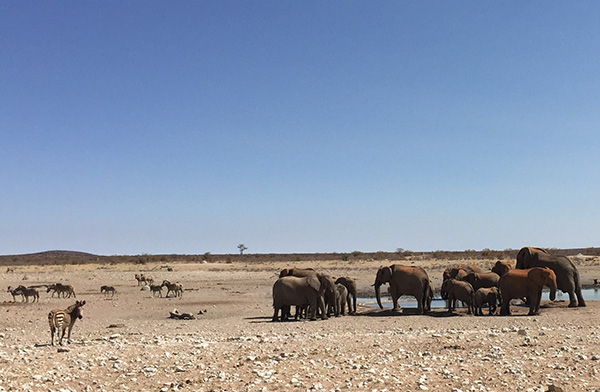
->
382;266;393;282
527;267;548;285
307;275;321;292
516;248;530;268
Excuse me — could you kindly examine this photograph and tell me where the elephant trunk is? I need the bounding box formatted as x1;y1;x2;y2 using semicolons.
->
374;282;384;309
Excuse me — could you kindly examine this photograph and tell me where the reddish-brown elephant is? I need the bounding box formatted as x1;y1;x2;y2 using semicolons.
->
499;267;557;316
516;247;585;307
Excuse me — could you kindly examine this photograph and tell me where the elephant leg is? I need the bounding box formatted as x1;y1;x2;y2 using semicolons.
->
500;297;510;316
566;291;578;308
576;288;586;307
346;293;352;314
351;294;357;314
416;295;424;315
296;305;306;319
282;305;291;321
527;297;536;315
308;299;317;321
318;296;327;320
528;289;540;315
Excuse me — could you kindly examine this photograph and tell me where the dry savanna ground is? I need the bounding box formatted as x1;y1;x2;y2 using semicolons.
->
2;256;600;392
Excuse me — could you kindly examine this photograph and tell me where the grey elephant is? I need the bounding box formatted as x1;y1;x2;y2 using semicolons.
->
441;279;475;314
273;272;337;321
499;267;557;316
322;274;339;318
278;268;336;319
464;272;500;292
374;265;431;315
516;247;585;307
334;277;357;314
334;283;348;316
474;287;501;316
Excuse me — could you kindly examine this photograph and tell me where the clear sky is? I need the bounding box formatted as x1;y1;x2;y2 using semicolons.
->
2;2;599;256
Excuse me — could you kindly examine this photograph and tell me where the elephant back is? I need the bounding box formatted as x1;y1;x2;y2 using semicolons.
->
516;247;578;279
280;267;317;278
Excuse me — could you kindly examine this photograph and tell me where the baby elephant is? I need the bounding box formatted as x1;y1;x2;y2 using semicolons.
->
474;287;501;316
441;279;475;314
334;283;348;316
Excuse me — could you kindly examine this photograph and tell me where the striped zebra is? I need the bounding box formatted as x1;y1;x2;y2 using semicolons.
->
7;286;23;302
47;283;76;298
149;284;163;297
161;280;183;299
48;300;86;346
135;274;154;286
100;286;117;297
14;285;39;303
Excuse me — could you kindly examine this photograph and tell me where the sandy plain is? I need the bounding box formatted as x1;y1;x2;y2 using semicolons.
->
1;256;600;392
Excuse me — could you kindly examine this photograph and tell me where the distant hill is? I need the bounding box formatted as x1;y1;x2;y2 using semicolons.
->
0;250;101;266
29;250;97;258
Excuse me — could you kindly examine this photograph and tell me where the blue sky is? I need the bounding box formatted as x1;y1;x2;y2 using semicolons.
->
1;3;599;255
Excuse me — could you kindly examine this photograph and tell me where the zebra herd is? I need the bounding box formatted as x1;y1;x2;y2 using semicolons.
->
7;285;40;302
135;274;183;298
147;279;183;299
7;283;77;303
47;283;76;298
45;275;182;346
4;272;185;347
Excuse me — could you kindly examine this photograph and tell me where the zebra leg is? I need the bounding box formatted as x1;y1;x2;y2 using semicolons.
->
59;329;66;345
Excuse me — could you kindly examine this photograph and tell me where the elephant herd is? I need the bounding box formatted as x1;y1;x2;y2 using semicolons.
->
272;247;586;321
272;268;357;321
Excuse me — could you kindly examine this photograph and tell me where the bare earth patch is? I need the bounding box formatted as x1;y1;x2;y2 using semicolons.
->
1;258;600;391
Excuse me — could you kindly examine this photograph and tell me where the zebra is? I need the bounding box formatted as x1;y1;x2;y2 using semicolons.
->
100;286;117;297
14;285;39;303
149;284;163;297
162;280;183;299
7;286;24;302
47;283;76;298
135;274;154;286
48;300;86;346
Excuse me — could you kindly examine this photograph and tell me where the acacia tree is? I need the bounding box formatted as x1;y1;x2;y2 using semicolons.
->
238;244;248;255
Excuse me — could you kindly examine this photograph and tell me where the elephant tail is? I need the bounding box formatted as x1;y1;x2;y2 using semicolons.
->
573;263;582;290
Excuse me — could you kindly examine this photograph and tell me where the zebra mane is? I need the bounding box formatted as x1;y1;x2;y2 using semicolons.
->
65;300;86;313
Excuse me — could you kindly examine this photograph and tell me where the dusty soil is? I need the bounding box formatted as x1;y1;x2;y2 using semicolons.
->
2;257;600;392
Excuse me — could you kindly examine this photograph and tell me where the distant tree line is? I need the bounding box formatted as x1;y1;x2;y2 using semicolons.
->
1;247;599;266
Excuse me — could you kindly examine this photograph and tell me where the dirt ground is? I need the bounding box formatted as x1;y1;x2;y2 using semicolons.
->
1;257;600;392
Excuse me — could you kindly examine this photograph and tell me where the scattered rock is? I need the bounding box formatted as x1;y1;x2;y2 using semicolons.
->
169;309;195;320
